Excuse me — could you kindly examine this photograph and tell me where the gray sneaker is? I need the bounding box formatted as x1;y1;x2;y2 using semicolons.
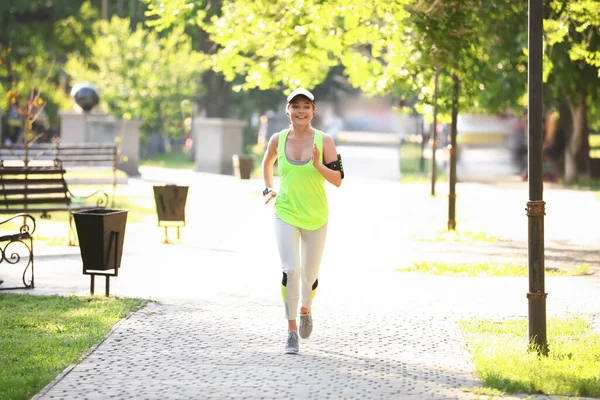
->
299;312;313;339
284;331;299;354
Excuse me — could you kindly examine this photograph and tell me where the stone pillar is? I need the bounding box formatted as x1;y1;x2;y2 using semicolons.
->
116;119;141;176
59;111;87;142
193;118;246;175
59;111;118;143
59;111;141;176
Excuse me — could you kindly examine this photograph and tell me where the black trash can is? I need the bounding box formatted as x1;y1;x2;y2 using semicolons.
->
153;185;189;243
72;208;128;296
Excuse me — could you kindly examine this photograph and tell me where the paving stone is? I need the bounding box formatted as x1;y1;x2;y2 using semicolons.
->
23;169;600;400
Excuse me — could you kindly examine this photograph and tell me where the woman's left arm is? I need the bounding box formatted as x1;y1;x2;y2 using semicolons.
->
313;134;342;187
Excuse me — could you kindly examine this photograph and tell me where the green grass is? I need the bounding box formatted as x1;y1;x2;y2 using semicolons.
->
0;293;146;400
459;316;600;397
415;229;499;243
72;184;157;222
400;142;446;182
397;261;590;277
565;178;600;192
0;184;157;246
63;169;129;181
141;147;271;177
140;151;194;169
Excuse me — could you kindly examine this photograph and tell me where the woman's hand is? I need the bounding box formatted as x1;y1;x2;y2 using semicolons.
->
312;143;321;166
264;189;277;205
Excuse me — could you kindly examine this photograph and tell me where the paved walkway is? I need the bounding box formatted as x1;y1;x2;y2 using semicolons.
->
3;164;598;399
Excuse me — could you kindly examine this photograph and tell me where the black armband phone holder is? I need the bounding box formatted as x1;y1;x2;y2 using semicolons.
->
325;154;344;179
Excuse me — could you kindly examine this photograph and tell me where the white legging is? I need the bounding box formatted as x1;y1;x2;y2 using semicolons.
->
274;216;328;320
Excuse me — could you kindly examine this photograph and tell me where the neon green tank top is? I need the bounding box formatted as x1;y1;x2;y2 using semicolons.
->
275;129;328;230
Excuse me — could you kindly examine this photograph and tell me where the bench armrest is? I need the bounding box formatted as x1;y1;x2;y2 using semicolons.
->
67;189;110;208
0;213;37;238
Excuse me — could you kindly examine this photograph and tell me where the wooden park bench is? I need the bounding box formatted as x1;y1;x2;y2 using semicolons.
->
0;161;109;245
0;142;119;206
0;213;36;290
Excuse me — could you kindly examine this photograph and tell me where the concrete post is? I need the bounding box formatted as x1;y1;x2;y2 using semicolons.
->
59;111;87;143
58;111;141;176
116;119;141;176
192;118;246;175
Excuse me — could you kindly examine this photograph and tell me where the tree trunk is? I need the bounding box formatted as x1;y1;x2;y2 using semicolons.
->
102;0;108;20
201;70;232;118
194;0;231;119
117;0;124;17
131;0;138;27
430;67;440;196
564;97;589;183
447;72;459;231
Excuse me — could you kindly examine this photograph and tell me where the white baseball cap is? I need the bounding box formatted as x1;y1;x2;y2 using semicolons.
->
287;88;315;103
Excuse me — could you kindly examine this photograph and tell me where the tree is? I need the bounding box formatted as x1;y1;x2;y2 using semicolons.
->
403;0;487;229
548;0;600;72
475;1;529;115
145;0;537;230
206;0;358;91
65;17;205;141
143;0;250;118
0;1;98;124
545;0;600;183
444;0;599;183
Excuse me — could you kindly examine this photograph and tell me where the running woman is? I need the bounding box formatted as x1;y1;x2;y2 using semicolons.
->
261;88;344;354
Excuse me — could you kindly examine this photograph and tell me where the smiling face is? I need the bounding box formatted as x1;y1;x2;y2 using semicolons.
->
287;95;315;127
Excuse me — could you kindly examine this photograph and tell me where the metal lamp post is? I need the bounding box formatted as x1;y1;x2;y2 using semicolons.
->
526;0;548;355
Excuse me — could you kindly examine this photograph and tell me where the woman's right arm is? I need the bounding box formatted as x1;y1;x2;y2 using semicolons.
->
262;133;279;202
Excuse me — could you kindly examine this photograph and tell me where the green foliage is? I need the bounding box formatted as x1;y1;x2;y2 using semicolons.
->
144;0;207;32
475;1;528;114
2;0;594;154
543;0;600;181
204;0;352;92
82;0;600;133
546;0;600;73
0;1;96;122
65;17;205;140
544;0;600;102
195;0;530;123
353;0;484;104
